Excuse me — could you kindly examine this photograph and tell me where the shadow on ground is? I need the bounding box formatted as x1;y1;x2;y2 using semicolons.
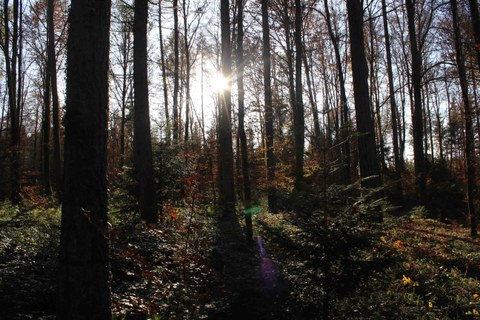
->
208;215;291;319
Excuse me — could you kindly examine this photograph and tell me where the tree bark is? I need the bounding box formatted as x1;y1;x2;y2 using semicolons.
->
293;0;304;191
468;0;480;72
381;0;403;193
303;50;321;154
133;0;158;223
262;0;276;212
183;0;191;142
451;0;478;237
173;0;180;143
406;0;427;205
2;0;21;202
346;0;381;190
42;63;51;196
218;0;235;216
323;0;351;183
237;0;252;224
48;0;62;200
158;0;170;144
57;0;112;318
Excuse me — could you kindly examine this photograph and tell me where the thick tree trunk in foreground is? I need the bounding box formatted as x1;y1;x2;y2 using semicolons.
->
218;0;235;216
293;0;304;191
57;0;112;318
346;0;381;190
133;0;158;223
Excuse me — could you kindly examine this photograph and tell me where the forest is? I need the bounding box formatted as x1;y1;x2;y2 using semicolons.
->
1;0;480;318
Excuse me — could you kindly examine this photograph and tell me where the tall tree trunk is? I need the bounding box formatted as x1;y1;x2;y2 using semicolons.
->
133;0;158;223
48;0;62;200
368;12;386;174
303;50;321;153
282;0;296;152
57;0;112;318
237;0;252;209
451;0;477;237
119;27;132;168
42;64;51;196
293;0;304;190
32;100;40;169
173;0;180;143
158;0;170;144
381;0;403;193
471;67;480;145
346;0;381;190
262;0;276;213
120;58;127;168
3;0;21;202
183;0;191;142
323;0;351;183
219;0;235;216
433;82;444;162
468;0;480;71
406;0;427;205
237;0;252;240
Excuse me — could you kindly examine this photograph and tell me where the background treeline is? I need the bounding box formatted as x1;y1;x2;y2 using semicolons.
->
0;0;479;228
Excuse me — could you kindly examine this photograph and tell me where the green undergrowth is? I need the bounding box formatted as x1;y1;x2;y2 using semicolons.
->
255;208;480;319
1;194;480;319
0;200;61;319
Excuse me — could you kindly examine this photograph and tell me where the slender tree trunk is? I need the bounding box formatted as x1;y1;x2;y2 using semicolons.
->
346;0;381;190
173;0;180;143
406;0;426;205
183;0;191;142
262;0;276;213
471;67;480;145
367;11;386;175
293;0;304;191
120;29;132;168
237;0;252;219
133;0;158;223
48;0;62;200
433;82;444;162
426;85;435;162
42;64;51;196
303;50;321;153
468;0;480;71
282;0;296;149
381;0;403;192
323;0;351;183
3;0;20;202
451;0;477;237
158;0;170;144
57;0;112;318
219;0;235;216
120;62;127;168
32;100;40;169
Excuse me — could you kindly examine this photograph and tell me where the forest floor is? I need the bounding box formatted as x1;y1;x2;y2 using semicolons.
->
1;200;480;319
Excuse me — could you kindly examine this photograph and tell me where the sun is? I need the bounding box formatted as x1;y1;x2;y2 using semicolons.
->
210;72;230;93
